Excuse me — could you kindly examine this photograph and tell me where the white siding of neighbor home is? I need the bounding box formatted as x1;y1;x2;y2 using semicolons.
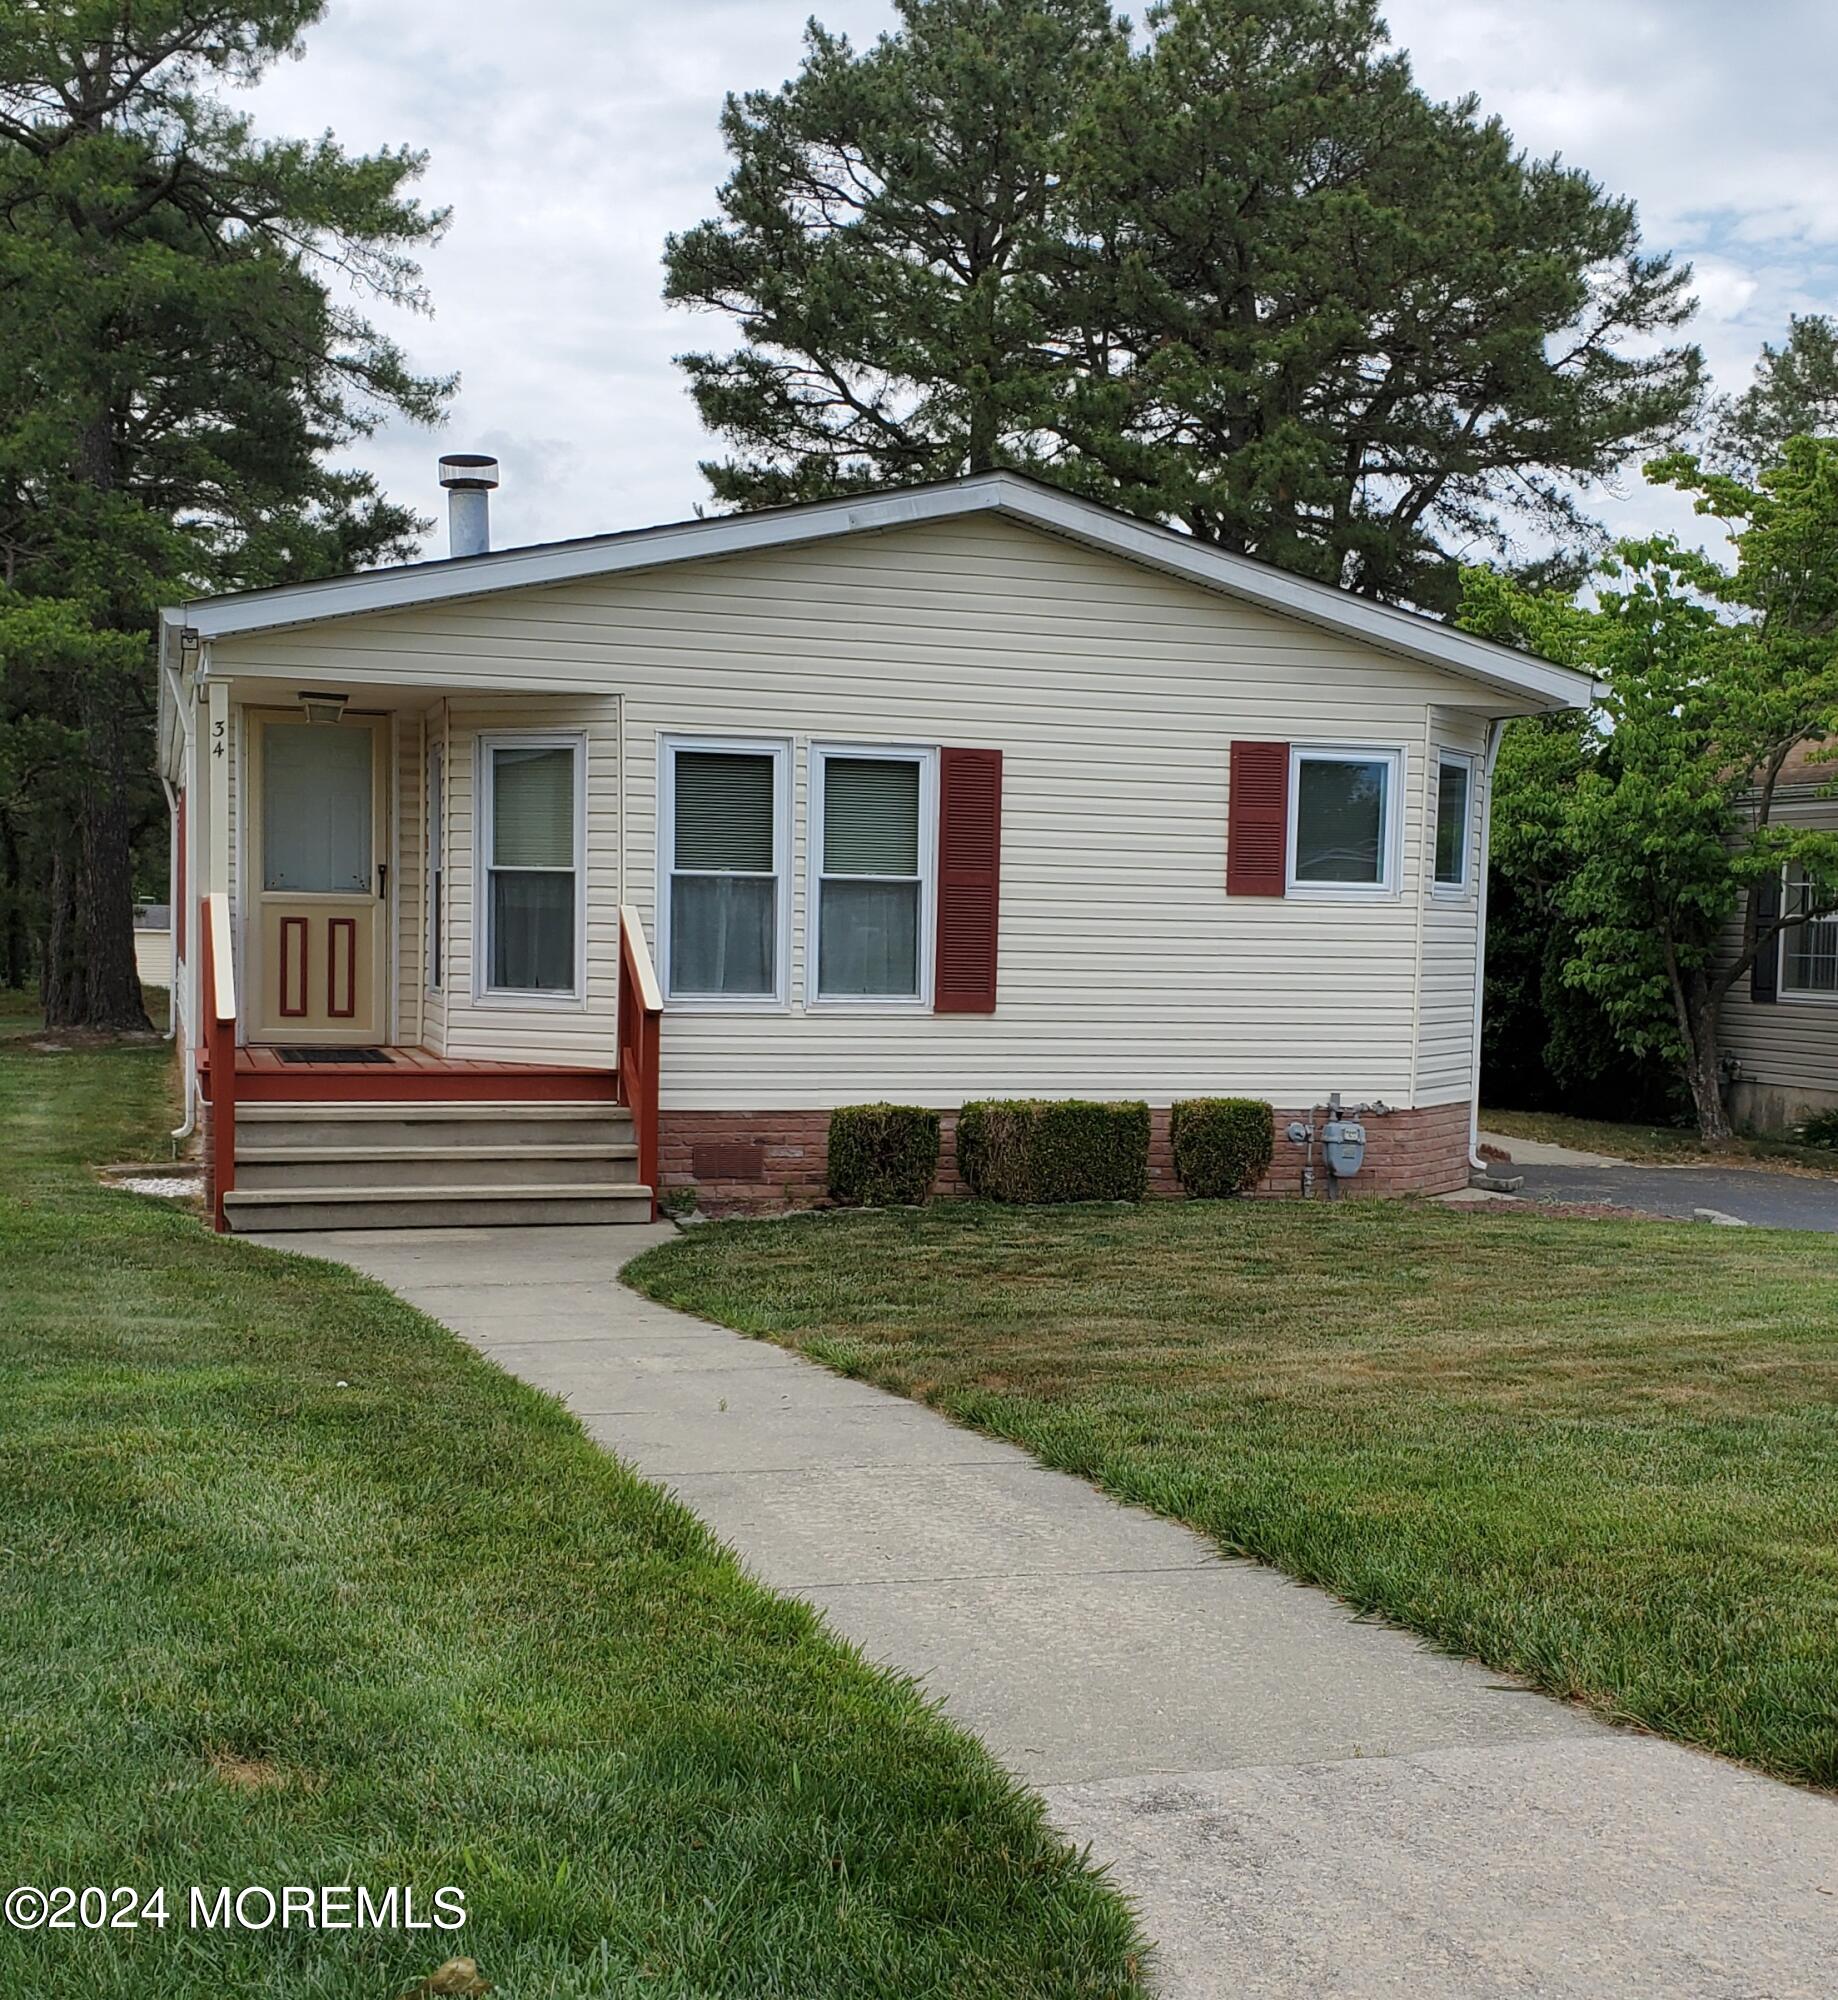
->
1718;787;1838;1095
206;512;1538;1108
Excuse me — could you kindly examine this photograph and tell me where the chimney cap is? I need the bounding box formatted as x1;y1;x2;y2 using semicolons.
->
438;452;500;491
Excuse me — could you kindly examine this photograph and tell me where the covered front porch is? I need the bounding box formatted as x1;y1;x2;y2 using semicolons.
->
169;655;662;1229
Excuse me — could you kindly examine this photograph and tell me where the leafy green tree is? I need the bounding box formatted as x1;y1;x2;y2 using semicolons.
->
667;0;1702;609
1712;315;1838;472
1061;0;1701;607
665;0;1127;507
1466;438;1838;1139
0;0;450;1026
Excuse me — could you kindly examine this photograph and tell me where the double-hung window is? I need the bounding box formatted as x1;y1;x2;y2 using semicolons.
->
478;734;582;998
811;746;935;1002
662;738;789;1004
1432;751;1474;892
1783;864;1838;996
1287;746;1402;896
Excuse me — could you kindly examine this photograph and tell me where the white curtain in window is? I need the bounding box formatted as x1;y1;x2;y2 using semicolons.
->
670;751;778;996
488;744;575;992
263;724;372;893
819;756;921;996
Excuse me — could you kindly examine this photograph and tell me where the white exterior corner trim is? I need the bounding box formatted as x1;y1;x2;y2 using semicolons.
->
159;473;1594;714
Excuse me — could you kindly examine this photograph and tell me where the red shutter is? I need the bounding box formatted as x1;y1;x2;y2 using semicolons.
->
935;747;1002;1013
1227;740;1289;896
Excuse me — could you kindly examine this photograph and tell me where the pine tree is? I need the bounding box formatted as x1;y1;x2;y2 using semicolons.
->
0;0;451;1027
1712;315;1838;472
664;0;1127;505
668;0;1703;611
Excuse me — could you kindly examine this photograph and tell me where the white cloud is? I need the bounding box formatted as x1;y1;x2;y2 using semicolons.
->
243;0;1838;559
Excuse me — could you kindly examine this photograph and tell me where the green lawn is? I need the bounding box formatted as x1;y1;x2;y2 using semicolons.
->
0;1022;1145;1999
628;1200;1838;1789
1484;1104;1838;1174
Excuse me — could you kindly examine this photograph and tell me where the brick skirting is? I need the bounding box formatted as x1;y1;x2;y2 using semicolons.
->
661;1101;1473;1215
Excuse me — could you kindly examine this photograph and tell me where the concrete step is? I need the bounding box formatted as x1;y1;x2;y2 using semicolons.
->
236;1101;633;1151
222;1182;656;1232
234;1144;642;1192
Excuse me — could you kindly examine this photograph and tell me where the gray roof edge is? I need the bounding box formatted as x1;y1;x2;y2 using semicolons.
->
161;470;1592;711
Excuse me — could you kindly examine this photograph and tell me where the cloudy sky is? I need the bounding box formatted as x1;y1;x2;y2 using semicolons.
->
247;0;1838;559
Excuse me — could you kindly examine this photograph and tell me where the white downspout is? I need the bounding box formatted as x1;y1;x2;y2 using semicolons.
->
1467;717;1509;1172
158;776;180;1041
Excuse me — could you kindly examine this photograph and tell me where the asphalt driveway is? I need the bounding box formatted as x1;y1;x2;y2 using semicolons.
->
1513;1162;1838;1231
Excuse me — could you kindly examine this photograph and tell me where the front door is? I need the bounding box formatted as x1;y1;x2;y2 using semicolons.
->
247;711;390;1043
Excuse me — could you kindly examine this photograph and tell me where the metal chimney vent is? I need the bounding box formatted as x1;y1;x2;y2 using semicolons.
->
438;453;500;558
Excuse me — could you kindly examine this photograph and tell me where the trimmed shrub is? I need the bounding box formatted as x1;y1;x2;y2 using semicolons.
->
827;1104;941;1206
956;1099;1150;1204
1797;1108;1838;1150
1170;1097;1275;1198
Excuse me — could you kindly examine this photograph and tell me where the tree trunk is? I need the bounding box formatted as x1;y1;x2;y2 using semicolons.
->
73;675;150;1031
0;816;26;990
39;840;77;1025
1682;986;1732;1141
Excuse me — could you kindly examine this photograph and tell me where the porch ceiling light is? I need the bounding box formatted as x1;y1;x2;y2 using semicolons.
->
297;689;349;724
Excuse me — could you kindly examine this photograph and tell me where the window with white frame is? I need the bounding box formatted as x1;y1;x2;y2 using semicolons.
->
1287;746;1401;894
1783;864;1838;995
662;739;789;1002
478;735;581;997
1433;751;1473;890
811;747;935;1001
425;739;444;991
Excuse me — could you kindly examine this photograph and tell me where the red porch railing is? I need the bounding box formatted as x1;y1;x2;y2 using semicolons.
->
617;904;663;1221
199;892;237;1231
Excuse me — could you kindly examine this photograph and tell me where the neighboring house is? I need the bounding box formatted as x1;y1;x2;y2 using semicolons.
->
1720;742;1838;1132
133;903;173;989
155;465;1593;1231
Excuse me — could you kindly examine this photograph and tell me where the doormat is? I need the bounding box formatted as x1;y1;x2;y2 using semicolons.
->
273;1047;395;1066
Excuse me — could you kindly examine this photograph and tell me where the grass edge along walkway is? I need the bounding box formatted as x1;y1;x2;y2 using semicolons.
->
626;1198;1838;1792
0;1026;1148;2000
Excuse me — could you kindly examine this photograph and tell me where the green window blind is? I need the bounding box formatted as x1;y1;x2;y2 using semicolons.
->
824;757;920;877
491;746;575;869
675;752;775;872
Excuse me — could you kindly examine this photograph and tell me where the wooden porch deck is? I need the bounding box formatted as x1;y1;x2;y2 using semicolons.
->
214;1045;621;1104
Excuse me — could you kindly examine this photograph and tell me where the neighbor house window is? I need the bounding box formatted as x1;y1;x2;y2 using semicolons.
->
1287;746;1401;894
1782;864;1838;995
479;735;581;997
425;740;444;991
1433;752;1474;890
811;747;935;1002
662;738;789;1003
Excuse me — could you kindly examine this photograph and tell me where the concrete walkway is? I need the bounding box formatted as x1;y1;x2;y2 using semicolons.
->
253;1223;1838;1999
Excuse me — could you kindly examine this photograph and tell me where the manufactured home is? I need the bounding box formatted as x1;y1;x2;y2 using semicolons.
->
155;463;1593;1230
1720;741;1838;1132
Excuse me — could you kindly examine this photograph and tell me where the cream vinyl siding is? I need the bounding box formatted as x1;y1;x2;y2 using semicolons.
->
422;700;449;1053
208;513;1534;1108
1413;711;1491;1106
440;697;620;1066
1718;788;1838;1093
